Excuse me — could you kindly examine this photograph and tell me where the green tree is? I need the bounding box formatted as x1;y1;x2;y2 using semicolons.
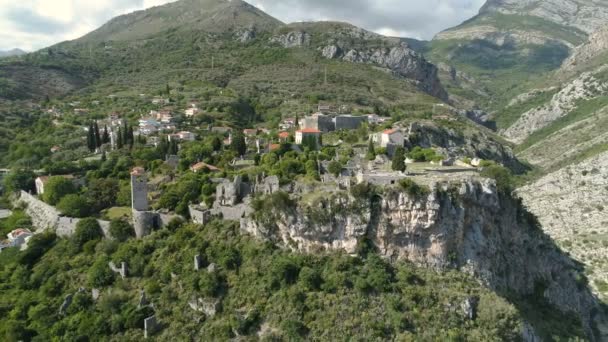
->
3;169;35;193
94;121;101;148
481;164;514;194
231;132;247;156
117;127;124;149
73;218;103;249
327;161;342;177
391;147;406;172
42;176;76;205
57;194;91;218
88;257;115;287
86;178;119;212
102;125;110;144
109;219;134;242
366;139;376;160
211;136;222;152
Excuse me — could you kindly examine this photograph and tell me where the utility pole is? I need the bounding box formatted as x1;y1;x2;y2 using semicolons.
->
324;66;328;85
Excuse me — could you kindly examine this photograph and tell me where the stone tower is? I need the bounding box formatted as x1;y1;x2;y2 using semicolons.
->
131;167;148;211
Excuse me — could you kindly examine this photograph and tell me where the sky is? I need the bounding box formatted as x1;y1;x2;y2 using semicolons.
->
0;0;485;51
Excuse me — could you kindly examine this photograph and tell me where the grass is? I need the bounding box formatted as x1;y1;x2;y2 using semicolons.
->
103;207;132;220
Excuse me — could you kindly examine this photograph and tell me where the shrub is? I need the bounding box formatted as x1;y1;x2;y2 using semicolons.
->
109;219;134;242
88;257;115;287
57;194;91;218
327;161;343;177
398;179;431;198
73;218;103;249
480;165;515;194
407;147;442;162
42;176;76;205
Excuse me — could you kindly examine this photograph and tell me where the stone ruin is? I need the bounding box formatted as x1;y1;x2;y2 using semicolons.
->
144;315;159;338
194;254;203;271
188;298;221;317
109;261;128;279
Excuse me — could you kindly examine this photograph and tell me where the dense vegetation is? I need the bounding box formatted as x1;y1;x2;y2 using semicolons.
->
0;216;528;341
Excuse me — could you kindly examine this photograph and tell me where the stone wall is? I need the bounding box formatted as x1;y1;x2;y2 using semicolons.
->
17;191;110;237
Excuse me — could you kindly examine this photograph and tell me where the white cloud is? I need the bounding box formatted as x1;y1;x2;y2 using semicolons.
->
0;0;486;51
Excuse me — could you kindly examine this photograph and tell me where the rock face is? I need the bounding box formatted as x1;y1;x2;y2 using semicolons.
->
322;44;448;101
479;0;608;34
405;122;527;173
518;151;608;303
270;31;311;48
242;179;607;339
563;25;608;71
503;68;608;144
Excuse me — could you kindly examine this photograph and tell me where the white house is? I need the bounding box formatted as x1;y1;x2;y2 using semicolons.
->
7;229;33;250
376;129;404;148
295;128;321;145
185;107;199;117
169;131;196;142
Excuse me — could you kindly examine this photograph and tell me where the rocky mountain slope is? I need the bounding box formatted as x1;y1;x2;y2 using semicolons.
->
479;0;608;34
0;0;446;107
243;178;608;340
81;0;283;42
519;151;608;303
426;0;608;129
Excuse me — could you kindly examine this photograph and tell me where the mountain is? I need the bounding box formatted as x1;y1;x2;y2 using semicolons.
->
426;0;608;129
81;0;283;42
0;49;26;58
0;0;446;113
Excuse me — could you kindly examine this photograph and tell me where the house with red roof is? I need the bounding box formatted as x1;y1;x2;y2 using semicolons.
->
295;128;321;146
190;162;221;173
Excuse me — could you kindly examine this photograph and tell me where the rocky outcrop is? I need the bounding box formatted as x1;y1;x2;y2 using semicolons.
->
242;179;607;340
503;68;608;144
321;44;448;101
563;26;608;71
270;31;311;48
405;122;527;173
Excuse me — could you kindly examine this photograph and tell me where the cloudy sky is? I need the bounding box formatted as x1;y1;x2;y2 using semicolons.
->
0;0;485;51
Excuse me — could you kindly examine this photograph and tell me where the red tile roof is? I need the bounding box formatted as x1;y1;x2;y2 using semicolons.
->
191;162;221;172
269;144;281;151
383;129;398;135
278;132;290;138
297;128;321;134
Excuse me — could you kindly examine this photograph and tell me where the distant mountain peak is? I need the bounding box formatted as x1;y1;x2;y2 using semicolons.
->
81;0;283;42
0;48;26;58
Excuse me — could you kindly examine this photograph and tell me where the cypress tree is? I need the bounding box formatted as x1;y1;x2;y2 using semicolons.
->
122;121;129;145
102;125;110;144
127;126;134;148
87;122;95;152
117;127;124;149
101;151;107;162
94;121;101;148
366;139;376;160
230;132;247;157
391;147;407;172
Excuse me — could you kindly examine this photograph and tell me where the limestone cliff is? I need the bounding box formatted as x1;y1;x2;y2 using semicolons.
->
269;22;448;101
518;151;608;303
405;121;527;173
242;179;607;340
